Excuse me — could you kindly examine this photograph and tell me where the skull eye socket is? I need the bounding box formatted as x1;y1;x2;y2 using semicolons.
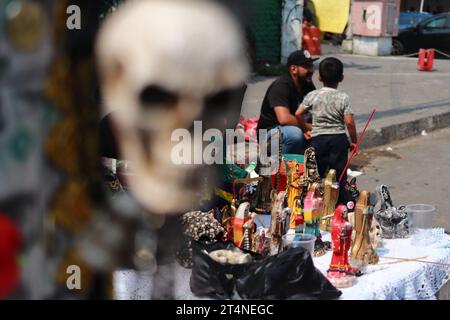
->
202;85;247;129
139;85;178;108
205;89;234;108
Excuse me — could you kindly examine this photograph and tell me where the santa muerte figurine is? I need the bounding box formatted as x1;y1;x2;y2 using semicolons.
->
350;190;379;266
320;169;339;232
302;148;332;256
303;183;323;238
327;205;361;288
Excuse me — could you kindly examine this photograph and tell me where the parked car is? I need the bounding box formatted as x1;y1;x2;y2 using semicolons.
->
398;11;432;30
392;12;450;56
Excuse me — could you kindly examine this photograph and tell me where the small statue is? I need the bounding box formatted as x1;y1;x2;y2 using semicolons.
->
257;228;269;257
341;177;360;212
303;183;323;238
303;147;322;189
320;169;339;231
374;185;409;239
220;203;234;242
0;214;22;299
327;205;360;288
251;176;274;213
269;191;287;256
350;190;379;266
286;161;304;229
292;199;304;234
303;183;331;257
233;202;253;248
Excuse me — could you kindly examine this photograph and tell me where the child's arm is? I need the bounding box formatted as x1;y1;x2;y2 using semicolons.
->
344;114;358;151
295;107;313;139
274;107;301;126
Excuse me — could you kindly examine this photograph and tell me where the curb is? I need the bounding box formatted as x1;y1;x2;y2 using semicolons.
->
360;111;450;148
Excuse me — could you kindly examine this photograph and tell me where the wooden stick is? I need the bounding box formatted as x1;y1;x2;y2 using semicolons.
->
377;256;428;266
234;176;264;184
381;256;450;267
338;108;376;184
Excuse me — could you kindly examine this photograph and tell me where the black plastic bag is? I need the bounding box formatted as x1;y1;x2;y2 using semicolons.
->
190;241;260;299
235;246;342;300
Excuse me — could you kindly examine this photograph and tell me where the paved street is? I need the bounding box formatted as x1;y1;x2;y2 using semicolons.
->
241;48;450;136
354;126;450;232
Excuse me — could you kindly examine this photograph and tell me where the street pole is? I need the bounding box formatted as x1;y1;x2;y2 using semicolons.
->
281;0;304;64
420;0;424;13
346;0;354;40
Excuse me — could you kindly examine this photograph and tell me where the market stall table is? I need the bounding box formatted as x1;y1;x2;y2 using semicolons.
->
113;228;450;300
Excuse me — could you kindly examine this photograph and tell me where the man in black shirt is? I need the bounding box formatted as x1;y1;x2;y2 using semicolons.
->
257;49;318;154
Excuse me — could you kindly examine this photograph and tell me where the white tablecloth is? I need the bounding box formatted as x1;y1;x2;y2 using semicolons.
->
113;228;450;300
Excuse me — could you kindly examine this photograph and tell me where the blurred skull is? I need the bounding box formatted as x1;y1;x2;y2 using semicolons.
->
96;0;249;214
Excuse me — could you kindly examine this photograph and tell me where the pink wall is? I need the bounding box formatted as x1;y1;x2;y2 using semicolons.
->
352;0;401;37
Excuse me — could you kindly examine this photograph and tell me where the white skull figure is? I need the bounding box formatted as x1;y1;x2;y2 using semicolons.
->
96;0;249;214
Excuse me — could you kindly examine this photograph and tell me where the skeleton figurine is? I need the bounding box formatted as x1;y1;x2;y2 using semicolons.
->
302;147;322;196
269;191;287;256
374;185;409;239
96;0;249;298
327;205;360;288
350;191;379;266
96;0;249;215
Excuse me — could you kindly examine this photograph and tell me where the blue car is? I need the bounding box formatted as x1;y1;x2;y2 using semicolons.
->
398;11;432;30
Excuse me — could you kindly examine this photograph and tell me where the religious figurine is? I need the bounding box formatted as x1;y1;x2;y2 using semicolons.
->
0;213;22;299
303;183;323;238
350;190;379;266
303;183;331;257
292;199;305;234
251;176;274;213
327;205;360;288
320;169;339;232
220;202;235;242
269;191;287;256
233;202;253;248
286;161;304;229
342;178;360;212
303;147;322;190
374;185;409;239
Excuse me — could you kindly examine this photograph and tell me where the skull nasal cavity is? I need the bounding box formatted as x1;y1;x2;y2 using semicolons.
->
139;85;178;108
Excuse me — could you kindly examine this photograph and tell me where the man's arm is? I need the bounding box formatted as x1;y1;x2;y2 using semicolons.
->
274;106;300;126
344;114;358;151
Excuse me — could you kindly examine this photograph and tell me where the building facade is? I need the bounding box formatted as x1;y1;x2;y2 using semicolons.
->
401;0;450;13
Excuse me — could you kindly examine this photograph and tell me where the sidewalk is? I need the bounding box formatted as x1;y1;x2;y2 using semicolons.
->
241;46;450;148
354;126;450;233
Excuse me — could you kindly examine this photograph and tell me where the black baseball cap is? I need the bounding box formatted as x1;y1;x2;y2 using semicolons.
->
287;49;319;67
